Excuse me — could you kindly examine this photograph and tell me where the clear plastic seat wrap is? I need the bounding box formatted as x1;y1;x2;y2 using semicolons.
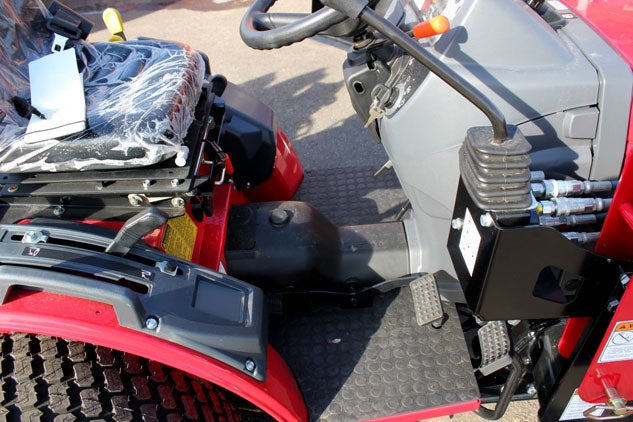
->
0;0;205;172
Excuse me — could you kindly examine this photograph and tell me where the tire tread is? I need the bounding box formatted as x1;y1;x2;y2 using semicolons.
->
0;334;238;421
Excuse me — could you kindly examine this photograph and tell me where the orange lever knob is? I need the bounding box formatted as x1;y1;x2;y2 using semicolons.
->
412;15;450;39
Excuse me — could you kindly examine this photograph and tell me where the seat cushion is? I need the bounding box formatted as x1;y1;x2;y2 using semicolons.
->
0;0;205;172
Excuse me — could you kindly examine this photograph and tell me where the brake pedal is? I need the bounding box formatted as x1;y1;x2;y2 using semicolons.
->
478;321;513;376
410;274;444;328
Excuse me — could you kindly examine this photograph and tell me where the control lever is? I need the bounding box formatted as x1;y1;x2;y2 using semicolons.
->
102;8;127;41
411;15;450;39
105;208;168;256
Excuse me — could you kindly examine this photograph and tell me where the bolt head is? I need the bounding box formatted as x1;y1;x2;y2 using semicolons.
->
526;384;537;396
145;316;159;330
270;209;291;226
451;218;464;230
142;179;151;190
170;178;180;187
23;231;36;243
7;185;18;193
53;206;65;217
129;194;143;207
607;299;620;313
171;197;185;208
480;213;494;227
245;359;256;373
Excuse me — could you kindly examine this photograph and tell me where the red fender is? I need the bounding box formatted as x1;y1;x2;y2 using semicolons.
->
0;289;308;422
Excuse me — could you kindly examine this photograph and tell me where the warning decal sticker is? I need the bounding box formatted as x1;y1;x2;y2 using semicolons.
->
598;320;633;363
161;213;198;261
560;389;600;421
459;208;481;276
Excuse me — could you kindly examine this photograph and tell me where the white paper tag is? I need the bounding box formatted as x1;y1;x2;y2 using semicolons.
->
24;48;86;143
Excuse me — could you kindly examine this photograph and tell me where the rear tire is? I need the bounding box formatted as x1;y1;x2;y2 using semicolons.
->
0;333;239;421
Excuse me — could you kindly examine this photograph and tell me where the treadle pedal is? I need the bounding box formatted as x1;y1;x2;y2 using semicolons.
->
478;321;513;376
410;274;444;328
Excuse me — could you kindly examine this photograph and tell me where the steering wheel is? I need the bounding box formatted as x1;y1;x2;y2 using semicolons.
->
239;0;349;50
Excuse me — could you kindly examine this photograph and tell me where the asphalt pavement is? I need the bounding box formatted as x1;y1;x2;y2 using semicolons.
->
76;1;540;420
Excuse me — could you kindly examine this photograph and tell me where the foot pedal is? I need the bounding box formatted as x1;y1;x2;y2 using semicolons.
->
478;321;512;376
410;274;444;328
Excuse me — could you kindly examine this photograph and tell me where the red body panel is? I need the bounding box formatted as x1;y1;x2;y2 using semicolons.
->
558;0;633;404
594;108;633;260
562;0;633;68
577;121;633;402
242;128;304;203
0;290;308;422
191;182;240;270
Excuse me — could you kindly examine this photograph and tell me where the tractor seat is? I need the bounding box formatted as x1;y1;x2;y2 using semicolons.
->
0;0;205;173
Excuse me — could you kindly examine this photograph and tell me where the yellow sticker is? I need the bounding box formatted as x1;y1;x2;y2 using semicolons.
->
161;214;198;260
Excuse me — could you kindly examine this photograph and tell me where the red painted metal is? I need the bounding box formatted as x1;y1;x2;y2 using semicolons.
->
557;0;633;401
562;0;633;67
0;289;308;422
165;127;303;271
363;399;480;422
190;183;243;270
579;285;633;403
574;28;633;400
595;104;633;259
243;128;304;202
558;317;591;359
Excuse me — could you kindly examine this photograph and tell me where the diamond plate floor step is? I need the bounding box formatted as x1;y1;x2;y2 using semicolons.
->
269;287;480;421
295;166;408;226
478;320;512;376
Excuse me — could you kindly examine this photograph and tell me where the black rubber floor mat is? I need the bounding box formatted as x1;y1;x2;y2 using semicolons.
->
295;166;408;226
270;287;479;421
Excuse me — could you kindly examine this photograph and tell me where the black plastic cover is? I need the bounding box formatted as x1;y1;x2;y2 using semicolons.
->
0;221;268;380
220;83;277;189
46;1;93;40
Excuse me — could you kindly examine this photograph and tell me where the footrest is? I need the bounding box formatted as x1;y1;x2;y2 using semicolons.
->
410;274;444;327
270;287;480;421
478;320;512;376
